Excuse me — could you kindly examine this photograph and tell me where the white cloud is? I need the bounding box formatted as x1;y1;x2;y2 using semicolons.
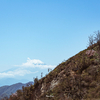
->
15;58;56;69
0;69;38;78
22;58;44;66
0;72;14;78
0;58;56;79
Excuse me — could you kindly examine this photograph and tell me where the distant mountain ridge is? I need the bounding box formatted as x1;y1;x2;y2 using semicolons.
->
0;81;33;100
0;78;29;87
0;65;50;87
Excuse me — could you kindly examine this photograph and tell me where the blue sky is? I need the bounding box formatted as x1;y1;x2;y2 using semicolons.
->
0;0;100;84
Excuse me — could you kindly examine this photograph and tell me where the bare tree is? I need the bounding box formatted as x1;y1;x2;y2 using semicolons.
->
94;30;100;63
88;30;100;48
41;72;43;78
94;30;100;43
48;68;52;73
88;34;94;49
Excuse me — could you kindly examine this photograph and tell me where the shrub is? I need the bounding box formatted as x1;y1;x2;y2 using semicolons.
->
89;81;97;87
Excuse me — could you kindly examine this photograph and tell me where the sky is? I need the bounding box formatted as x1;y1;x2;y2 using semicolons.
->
0;0;100;84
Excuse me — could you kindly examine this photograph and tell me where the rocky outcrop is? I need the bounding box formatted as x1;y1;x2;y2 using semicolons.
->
41;83;46;95
50;79;59;90
86;49;96;57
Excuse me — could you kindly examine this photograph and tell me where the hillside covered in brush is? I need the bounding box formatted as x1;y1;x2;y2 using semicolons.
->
3;31;100;100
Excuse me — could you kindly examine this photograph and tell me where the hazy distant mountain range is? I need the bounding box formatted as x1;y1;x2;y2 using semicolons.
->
0;67;37;87
0;59;54;100
0;78;29;87
0;81;33;100
0;62;54;87
0;65;49;100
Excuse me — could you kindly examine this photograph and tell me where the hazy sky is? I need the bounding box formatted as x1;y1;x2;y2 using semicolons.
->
0;0;100;81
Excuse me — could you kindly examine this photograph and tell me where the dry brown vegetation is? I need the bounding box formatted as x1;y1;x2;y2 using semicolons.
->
2;31;100;100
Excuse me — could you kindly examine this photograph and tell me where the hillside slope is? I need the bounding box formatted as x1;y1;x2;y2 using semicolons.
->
5;43;100;100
